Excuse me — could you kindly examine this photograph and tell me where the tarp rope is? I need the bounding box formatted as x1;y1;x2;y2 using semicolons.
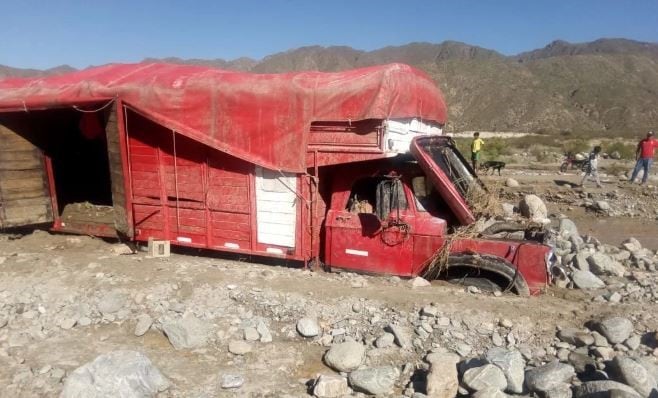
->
72;97;117;113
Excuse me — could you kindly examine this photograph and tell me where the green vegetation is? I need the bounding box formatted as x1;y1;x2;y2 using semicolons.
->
451;133;637;164
606;140;636;159
454;137;512;161
603;162;629;176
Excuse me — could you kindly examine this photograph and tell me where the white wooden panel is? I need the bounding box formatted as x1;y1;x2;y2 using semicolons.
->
255;167;297;247
384;118;443;154
257;211;297;225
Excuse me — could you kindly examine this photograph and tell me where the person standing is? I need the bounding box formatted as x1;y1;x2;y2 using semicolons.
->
470;132;484;172
629;131;658;185
580;146;602;188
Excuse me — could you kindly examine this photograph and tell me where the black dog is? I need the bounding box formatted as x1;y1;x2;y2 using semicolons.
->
480;160;506;175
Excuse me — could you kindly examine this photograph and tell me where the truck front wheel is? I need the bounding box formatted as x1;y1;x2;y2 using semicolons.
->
440;254;531;296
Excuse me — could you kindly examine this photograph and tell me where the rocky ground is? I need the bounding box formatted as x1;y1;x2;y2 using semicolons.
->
2;164;658;397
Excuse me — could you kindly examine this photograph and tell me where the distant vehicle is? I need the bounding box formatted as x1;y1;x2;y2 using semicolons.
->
560;152;587;173
0;63;557;295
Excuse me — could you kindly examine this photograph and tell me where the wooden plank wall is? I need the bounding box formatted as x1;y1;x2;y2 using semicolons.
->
0;122;53;228
126;109;254;249
207;151;252;250
104;105;131;236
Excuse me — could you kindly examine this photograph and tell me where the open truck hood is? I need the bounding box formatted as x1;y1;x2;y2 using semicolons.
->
410;135;477;225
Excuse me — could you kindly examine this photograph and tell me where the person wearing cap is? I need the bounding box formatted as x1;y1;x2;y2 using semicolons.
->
629;131;658;185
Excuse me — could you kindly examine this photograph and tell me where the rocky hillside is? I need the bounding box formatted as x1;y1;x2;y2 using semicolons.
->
3;38;658;135
0;64;75;79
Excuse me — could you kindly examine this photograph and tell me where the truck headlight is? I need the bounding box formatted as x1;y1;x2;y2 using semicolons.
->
546;249;567;283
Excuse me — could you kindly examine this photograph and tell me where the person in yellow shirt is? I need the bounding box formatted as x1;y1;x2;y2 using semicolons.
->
471;132;484;172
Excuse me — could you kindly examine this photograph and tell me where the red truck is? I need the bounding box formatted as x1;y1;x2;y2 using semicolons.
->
0;63;556;295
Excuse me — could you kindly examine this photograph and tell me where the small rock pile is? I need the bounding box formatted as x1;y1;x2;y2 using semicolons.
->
551;218;658;301
503;184;658;219
308;313;658;397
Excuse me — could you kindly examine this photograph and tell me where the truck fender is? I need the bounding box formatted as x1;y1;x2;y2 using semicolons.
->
445;253;531;296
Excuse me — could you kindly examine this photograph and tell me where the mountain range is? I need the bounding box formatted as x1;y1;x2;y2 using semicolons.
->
2;38;658;135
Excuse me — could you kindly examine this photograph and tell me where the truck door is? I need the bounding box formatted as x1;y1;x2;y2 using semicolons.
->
325;176;414;276
0;121;54;228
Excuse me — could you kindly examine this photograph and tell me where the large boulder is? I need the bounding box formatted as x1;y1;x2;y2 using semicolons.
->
571;269;606;289
296;317;320;337
313;374;351;398
462;364;507;392
409;276;431;288
97;291;127;315
227;340;252;355
348;366;399;395
472;387;509;398
572;252;591;271
557;328;594;347
134;314;153;337
426;352;460;398
524;361;575;393
621;237;643;253
559;218;580;239
161;314;209;350
519;195;548;223
484;348;525;393
571;269;605;289
386;324;412;349
324;341;365;372
61;351;169;398
574;380;642;398
596;200;611;212
609;356;657;397
587;253;625;277
596;317;634;344
568;351;597;374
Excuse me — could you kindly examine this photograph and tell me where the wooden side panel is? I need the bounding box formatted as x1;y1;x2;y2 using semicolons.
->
105;105;131;236
302;171;327;261
129;131;162;206
207;152;252;250
128;112;167;238
126;109;263;253
308;120;382;149
0;122;53;228
160;134;207;246
133;204;166;239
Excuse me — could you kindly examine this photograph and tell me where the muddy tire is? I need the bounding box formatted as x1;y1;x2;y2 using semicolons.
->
443;254;530;296
559;162;568;173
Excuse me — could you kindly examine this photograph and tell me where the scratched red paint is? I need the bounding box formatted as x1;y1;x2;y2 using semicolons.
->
0;63;550;294
0;63;447;173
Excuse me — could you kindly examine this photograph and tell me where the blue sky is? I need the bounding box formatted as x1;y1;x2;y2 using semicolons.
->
2;0;657;69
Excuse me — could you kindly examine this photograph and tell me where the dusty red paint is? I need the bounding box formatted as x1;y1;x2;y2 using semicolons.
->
322;157;550;294
0;64;550;294
0;63;447;173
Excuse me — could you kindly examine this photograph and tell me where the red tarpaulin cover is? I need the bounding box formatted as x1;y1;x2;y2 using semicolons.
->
0;63;447;172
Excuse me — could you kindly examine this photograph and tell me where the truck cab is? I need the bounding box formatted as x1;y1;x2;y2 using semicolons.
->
324;136;553;295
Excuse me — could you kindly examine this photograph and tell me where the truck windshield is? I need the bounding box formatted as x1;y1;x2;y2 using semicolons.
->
416;139;482;201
